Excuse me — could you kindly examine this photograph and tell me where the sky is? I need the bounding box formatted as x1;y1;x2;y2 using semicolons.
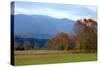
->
12;1;97;20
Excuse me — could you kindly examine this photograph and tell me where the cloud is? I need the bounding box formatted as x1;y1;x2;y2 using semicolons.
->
86;6;97;12
15;8;31;14
15;7;74;19
14;0;97;21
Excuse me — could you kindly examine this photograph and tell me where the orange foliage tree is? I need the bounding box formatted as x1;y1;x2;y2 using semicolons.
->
45;32;70;50
23;41;32;50
34;43;40;50
75;18;97;52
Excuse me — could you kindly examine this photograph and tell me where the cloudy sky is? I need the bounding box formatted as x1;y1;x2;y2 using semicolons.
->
12;1;97;20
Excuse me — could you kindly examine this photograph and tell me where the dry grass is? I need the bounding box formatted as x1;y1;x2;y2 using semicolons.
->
14;50;97;66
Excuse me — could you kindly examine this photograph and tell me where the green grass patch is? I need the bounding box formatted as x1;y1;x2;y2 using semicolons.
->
14;50;97;66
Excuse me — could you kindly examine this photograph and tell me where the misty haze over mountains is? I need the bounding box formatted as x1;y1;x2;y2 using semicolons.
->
14;14;75;39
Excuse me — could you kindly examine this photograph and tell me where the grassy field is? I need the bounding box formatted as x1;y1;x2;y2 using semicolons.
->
14;50;97;66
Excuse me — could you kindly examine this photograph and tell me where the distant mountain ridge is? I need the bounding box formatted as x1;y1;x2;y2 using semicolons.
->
13;14;75;39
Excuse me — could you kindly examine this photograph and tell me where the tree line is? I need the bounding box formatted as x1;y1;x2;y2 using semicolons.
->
14;18;97;52
14;42;40;50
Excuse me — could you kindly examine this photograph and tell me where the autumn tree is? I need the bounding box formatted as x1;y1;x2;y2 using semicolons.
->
68;36;76;50
75;18;97;52
14;42;20;50
23;41;31;50
34;43;40;50
73;20;84;35
45;40;53;50
46;32;70;50
74;18;97;34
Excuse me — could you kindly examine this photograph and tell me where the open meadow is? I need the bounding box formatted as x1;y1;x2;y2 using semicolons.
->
14;50;97;66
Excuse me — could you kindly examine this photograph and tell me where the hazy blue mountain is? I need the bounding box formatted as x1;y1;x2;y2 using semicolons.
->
13;14;75;39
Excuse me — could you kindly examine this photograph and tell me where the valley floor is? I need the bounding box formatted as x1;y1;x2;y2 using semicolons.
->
14;50;97;66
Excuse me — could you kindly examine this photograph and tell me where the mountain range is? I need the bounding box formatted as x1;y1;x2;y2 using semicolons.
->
12;14;76;47
13;14;75;39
